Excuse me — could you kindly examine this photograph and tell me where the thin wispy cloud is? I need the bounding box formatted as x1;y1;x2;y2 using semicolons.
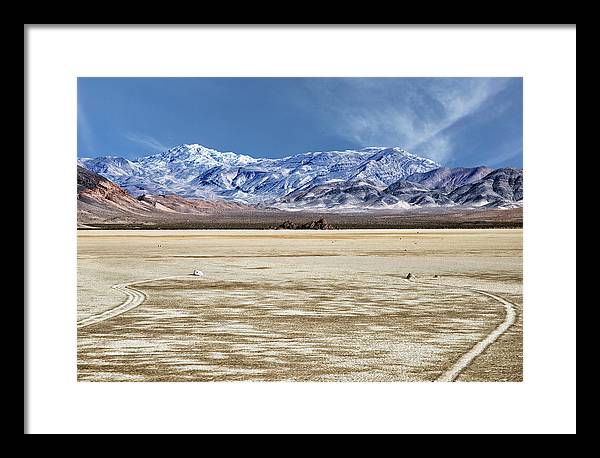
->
77;102;95;155
486;146;523;168
416;135;453;164
124;133;169;153
299;78;514;164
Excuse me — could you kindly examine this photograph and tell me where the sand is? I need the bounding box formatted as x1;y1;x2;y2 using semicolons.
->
77;229;523;382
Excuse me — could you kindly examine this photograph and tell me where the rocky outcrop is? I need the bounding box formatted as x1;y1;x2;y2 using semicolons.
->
273;218;335;230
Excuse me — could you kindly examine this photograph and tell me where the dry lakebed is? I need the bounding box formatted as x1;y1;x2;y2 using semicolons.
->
77;228;523;382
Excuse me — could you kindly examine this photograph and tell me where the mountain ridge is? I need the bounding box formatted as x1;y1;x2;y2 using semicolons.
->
78;143;522;211
79;144;441;203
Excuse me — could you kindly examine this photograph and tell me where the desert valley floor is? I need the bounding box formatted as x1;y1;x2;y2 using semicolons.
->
77;229;523;382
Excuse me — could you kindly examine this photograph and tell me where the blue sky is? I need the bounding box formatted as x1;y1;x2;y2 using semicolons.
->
78;77;522;167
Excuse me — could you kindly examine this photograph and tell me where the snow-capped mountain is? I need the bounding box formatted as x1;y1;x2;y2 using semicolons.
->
272;167;523;210
78;156;142;178
405;166;494;192
278;179;386;210
448;168;523;208
79;144;441;203
78;144;522;210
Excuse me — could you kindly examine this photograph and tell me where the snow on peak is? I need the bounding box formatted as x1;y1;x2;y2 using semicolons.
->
79;143;441;203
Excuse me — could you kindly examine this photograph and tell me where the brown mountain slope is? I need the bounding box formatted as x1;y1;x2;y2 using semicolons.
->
77;166;254;226
78;166;154;221
136;193;248;213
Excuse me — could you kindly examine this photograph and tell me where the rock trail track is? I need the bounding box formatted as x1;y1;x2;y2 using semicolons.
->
77;275;188;329
78;274;517;382
405;278;518;382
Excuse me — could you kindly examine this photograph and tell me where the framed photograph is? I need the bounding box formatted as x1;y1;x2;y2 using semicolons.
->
25;25;576;434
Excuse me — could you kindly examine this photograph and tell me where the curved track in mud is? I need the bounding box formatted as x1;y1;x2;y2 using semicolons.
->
79;274;517;382
405;278;517;382
77;275;187;329
436;289;517;382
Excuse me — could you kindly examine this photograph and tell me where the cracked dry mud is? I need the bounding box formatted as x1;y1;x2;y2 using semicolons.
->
77;229;522;382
